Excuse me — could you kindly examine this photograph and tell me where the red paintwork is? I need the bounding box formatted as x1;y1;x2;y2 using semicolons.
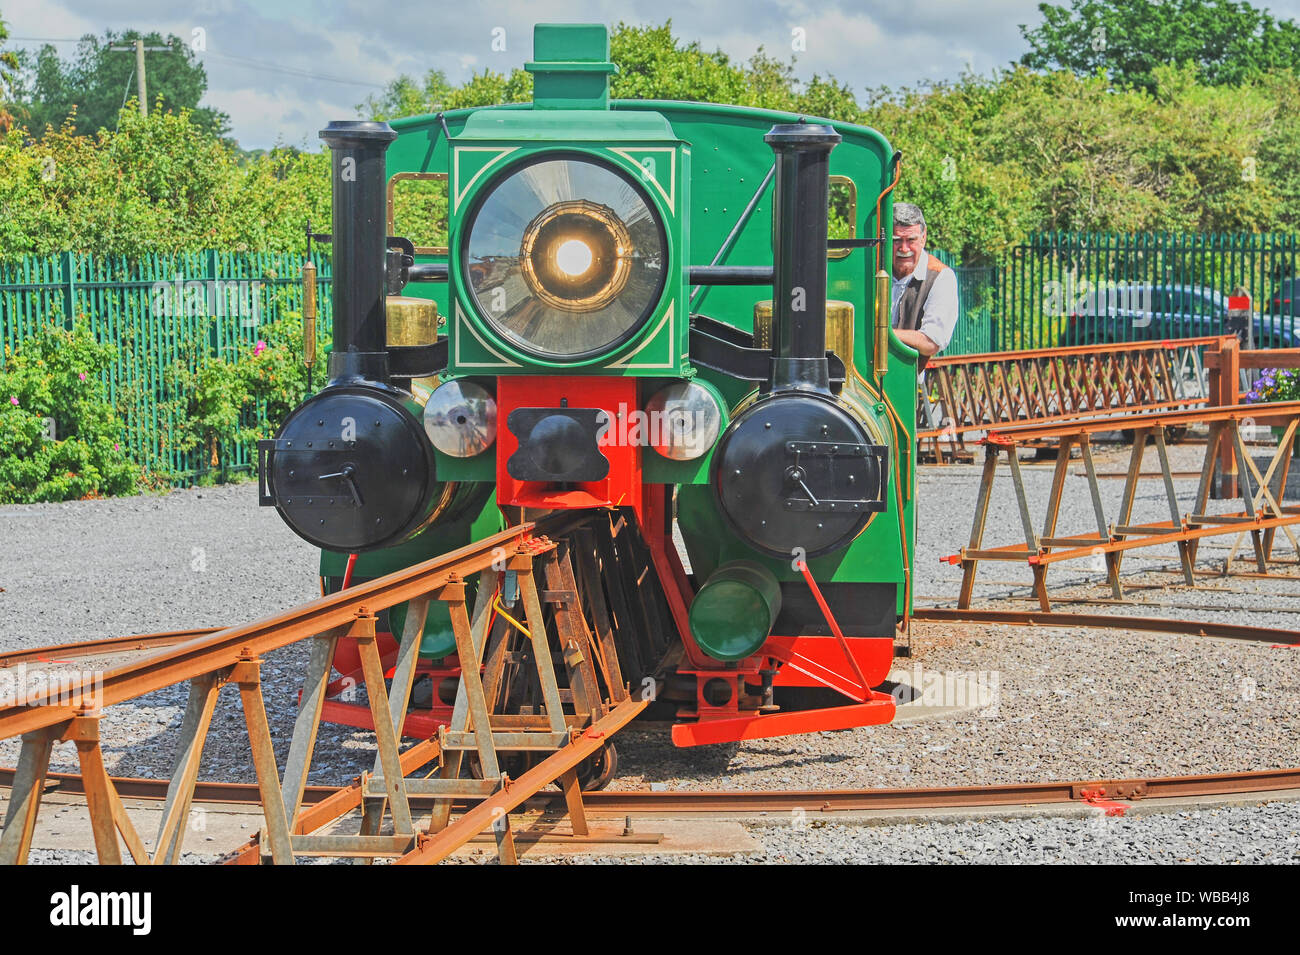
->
496;376;641;516
766;635;894;689
330;632;400;691
671;692;896;746
320;699;453;738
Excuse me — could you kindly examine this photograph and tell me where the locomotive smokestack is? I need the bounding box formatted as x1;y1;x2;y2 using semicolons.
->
320;120;397;383
764;122;840;393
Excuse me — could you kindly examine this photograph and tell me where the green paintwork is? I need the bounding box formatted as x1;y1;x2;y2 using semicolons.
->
388;599;458;659
689;560;782;661
369;23;918;622
526;24;619;110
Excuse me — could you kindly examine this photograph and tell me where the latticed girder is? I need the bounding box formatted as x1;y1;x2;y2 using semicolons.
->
917;335;1222;461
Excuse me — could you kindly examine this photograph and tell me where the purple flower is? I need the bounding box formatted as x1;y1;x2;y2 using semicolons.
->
1247;391;1260;402
253;340;267;357
78;372;87;381
113;443;120;451
8;396;17;406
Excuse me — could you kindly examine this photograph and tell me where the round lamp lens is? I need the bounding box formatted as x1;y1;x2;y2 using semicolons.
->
463;155;667;360
556;239;593;277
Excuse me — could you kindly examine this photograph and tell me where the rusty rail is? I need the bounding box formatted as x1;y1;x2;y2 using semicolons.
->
7;763;1298;823
946;402;1300;609
0;511;651;866
5;598;1298;861
919;336;1220;461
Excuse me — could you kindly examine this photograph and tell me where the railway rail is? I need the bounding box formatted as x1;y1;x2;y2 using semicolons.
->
5;766;1298;817
2;603;1296;863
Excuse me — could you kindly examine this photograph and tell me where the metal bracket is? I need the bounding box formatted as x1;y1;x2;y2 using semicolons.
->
257;439;355;507
689;315;845;384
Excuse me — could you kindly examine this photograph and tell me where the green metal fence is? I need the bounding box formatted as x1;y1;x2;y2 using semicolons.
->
998;232;1300;352
0;251;331;484
8;233;1295;487
930;249;997;356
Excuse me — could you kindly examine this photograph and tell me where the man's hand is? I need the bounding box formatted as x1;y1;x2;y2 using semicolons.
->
894;328;941;357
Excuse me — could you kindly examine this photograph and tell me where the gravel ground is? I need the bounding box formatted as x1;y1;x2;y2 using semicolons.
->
504;801;1300;865
1;433;1297;863
0;482;380;784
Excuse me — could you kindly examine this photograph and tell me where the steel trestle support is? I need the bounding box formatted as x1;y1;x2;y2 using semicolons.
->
948;402;1300;608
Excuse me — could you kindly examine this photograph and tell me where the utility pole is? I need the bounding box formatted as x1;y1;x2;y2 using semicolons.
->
108;37;170;117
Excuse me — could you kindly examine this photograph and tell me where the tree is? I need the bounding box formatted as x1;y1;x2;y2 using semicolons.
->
16;29;229;138
1019;0;1300;91
359;69;455;120
0;15;19;131
359;21;865;123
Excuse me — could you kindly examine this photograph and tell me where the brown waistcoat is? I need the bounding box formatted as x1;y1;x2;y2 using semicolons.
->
893;253;950;333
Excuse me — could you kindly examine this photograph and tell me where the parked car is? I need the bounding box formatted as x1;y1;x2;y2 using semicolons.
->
1265;276;1300;343
1059;283;1296;348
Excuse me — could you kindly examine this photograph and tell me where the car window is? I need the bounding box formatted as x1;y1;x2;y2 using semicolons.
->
1149;289;1172;312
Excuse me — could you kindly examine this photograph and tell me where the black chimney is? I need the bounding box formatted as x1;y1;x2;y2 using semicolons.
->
763;122;841;393
319;120;397;384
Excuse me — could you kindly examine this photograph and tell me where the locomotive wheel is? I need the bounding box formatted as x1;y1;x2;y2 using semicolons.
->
575;743;618;791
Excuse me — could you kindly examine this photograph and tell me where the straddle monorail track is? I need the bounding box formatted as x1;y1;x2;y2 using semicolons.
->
943;401;1300;609
917;336;1220;462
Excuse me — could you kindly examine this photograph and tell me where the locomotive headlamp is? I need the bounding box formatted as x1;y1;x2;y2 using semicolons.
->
518;198;634;312
645;381;723;461
464;155;666;360
423;380;498;458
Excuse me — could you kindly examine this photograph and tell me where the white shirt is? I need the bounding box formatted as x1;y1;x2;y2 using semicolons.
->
890;254;960;353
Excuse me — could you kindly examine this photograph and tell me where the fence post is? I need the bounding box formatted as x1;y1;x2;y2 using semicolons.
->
1208;336;1240;497
61;250;77;329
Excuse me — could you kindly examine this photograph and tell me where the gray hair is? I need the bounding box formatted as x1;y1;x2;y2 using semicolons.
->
894;202;926;231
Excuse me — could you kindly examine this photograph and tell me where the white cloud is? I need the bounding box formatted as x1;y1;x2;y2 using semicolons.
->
15;0;1300;149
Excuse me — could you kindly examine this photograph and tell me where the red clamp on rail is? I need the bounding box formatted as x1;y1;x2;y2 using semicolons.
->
1079;788;1130;817
940;554;963;566
983;432;1014;446
583;728;606;740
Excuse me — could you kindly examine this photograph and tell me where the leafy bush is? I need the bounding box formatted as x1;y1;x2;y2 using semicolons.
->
0;108;329;257
0;322;139;502
162;316;321;472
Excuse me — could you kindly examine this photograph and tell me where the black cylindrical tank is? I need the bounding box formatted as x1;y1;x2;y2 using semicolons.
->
320;120;397;383
764;122;840;393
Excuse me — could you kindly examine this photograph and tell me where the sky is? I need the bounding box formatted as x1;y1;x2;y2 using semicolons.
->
7;0;1300;150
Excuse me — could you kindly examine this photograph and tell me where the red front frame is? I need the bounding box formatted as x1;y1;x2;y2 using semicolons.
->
495;376;642;516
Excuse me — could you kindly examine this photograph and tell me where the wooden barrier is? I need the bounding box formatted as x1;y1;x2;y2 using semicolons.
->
945;402;1300;609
